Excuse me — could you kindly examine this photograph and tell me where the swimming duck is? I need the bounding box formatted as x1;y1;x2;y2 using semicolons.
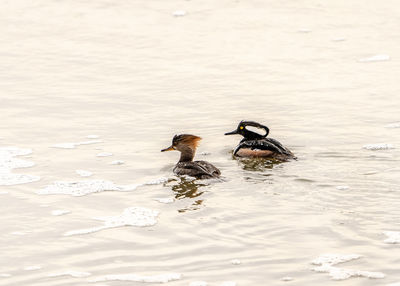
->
225;120;295;160
161;134;221;179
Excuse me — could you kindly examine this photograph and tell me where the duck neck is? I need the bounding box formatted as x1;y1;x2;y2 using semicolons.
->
179;146;195;162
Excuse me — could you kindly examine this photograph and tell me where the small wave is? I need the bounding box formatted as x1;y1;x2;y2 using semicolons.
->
110;160;125;165
76;170;93;177
0;147;40;186
359;54;390;62
87;135;100;139
48;271;91;278
383;231;400;244
172;10;186;17
311;254;385;280
64;207;159;236
281;276;293;281
363;143;394;150
385;122;400;128
0;273;11;277
298;28;311;33
51;210;70;216
230;259;241;265
11;231;29;235
23;265;42;271
52;140;102;149
90;272;182;283
96;152;113;157
336;186;350;190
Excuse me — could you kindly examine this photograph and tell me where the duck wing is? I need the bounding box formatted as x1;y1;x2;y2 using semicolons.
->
174;161;220;179
195;160;221;177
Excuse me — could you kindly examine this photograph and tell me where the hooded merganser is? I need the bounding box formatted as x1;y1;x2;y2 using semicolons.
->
161;134;221;179
225;120;295;160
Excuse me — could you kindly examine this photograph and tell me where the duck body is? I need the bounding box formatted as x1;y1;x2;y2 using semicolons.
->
225;120;295;161
233;137;295;160
162;134;221;179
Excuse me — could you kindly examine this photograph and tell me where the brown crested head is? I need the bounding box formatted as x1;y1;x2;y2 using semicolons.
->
172;134;201;149
161;134;202;152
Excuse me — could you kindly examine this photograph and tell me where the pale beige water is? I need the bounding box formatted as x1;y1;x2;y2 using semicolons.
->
1;0;400;285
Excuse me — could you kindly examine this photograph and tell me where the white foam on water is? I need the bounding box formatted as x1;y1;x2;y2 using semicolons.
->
359;54;390;62
199;152;211;156
37;177;168;197
38;180;128;196
64;207;159;236
146;177;168;185
230;259;241;265
281;276;293;281
383;231;400;244
23;265;42;271
363;143;394;150
51;210;70;216
0;191;9;194
336;186;349;190
173;10;186;17
387;283;400;286
87;135;100;139
0;147;40;186
96;152;113;157
155;197;174;204
385;122;400;128
48;271;91;278
220;282;237;286
76;169;93;177
90;273;182;283
332;37;346;42
311;254;385;280
52;140;102;149
0;273;11;277
190;281;208;286
110;160;125;165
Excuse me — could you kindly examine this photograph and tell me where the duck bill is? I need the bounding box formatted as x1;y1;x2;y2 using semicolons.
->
224;130;238;135
161;145;175;152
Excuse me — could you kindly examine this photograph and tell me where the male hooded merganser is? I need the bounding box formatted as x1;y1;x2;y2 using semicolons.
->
225;120;295;160
161;134;221;179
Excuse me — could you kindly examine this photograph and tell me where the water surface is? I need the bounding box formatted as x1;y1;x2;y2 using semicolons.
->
1;0;400;285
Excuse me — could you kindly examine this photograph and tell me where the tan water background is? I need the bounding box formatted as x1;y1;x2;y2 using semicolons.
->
1;0;400;285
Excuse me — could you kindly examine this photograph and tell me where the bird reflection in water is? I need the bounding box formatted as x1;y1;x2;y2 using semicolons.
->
164;177;208;212
234;155;283;172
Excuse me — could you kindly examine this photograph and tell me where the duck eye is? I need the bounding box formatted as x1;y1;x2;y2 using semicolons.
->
240;126;244;130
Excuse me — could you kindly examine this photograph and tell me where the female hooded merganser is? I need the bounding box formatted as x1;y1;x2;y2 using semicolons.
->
161;134;221;179
225;120;295;160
